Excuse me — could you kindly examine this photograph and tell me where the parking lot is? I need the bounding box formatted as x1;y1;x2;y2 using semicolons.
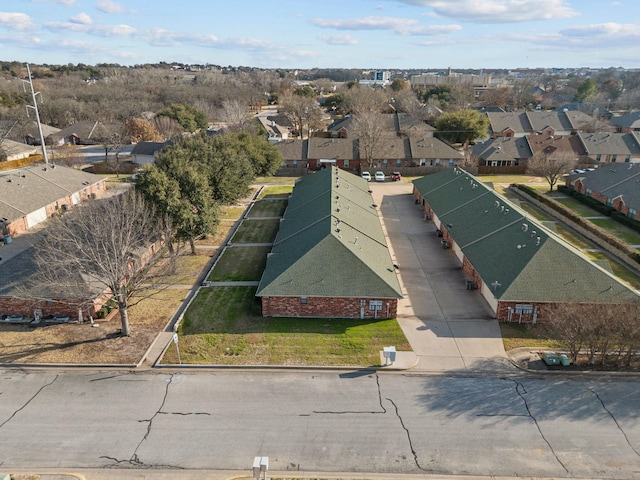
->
369;180;512;372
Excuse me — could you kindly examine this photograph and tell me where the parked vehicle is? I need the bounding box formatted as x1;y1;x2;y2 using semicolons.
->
391;172;401;181
375;171;385;182
361;171;372;181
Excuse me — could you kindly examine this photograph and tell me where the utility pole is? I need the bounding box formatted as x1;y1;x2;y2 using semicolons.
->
23;63;49;167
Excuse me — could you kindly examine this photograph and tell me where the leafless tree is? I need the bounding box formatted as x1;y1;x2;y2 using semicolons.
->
543;303;587;363
526;150;576;192
342;86;389;114
32;191;162;336
218;99;251;132
52;145;86;168
351;111;385;169
152;115;183;141
278;93;324;138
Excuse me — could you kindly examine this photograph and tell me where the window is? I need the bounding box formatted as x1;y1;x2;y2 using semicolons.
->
629;208;637;218
383;159;388;165
396;159;402;167
606;197;613;207
300;296;307;304
612;154;617;163
292;160;298;167
343;159;349;168
369;300;383;311
419;158;426;166
585;188;592;197
625;155;631;163
596;154;601;161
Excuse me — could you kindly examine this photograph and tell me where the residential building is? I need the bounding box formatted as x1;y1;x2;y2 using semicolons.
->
0;164;106;237
257;167;402;319
577;132;640;165
610;111;640;133
413;168;640;322
487;111;593;138
471;136;533;167
566;164;640;221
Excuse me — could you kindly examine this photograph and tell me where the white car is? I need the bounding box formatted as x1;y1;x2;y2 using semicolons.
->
361;171;372;181
375;171;385;182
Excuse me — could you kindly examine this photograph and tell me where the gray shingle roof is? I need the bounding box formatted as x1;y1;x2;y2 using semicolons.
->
472;136;532;162
569;164;640;212
610;111;640;129
275;139;308;161
0;164;105;223
307;138;356;161
257;167;402;299
487;111;592;136
578;132;640;156
413;169;640;304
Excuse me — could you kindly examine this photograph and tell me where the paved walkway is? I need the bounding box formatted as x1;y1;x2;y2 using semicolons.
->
370;181;512;373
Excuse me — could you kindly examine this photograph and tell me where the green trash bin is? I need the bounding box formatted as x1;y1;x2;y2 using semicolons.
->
541;352;561;366
559;354;570;366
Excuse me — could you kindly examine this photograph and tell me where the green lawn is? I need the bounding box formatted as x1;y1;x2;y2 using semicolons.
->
207;246;270;282
589;218;640;245
246;199;288;218
259;185;294;198
231;219;280;244
499;323;562;352
167;286;410;366
554;197;602;217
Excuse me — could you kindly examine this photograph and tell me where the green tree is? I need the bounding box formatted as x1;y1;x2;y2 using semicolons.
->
157;103;208;132
137;148;218;255
435;110;489;144
228;132;283;176
573;79;598;102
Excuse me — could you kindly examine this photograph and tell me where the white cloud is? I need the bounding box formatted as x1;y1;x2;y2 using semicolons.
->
45;20;135;37
320;34;358;45
0;12;36;31
96;0;124;14
57;0;77;5
313;16;460;36
395;0;578;23
70;12;92;25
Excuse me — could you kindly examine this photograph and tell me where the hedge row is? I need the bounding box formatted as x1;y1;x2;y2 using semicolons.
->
513;184;640;265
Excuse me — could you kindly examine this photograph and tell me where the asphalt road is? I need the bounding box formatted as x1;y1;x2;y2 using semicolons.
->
0;369;638;478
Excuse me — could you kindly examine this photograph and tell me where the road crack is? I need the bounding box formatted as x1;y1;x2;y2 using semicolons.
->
508;378;569;474
0;374;58;431
101;374;184;469
311;374;387;415
386;397;428;472
590;388;640;458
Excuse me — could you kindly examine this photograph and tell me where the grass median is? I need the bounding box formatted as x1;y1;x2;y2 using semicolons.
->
164;286;410;366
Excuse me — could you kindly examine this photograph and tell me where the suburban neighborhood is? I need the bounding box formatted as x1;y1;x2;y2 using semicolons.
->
2;55;640;480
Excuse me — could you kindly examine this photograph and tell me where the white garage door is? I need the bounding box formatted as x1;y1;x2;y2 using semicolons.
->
26;207;48;228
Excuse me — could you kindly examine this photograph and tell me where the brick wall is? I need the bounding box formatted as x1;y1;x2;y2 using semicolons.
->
261;296;398;319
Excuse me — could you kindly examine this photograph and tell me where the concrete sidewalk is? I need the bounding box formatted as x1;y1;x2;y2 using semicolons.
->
370;181;513;373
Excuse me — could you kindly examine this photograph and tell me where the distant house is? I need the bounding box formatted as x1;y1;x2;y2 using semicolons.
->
565;164;640;221
48;121;122;146
257;114;294;141
0;139;39;161
0;164;106;237
471;136;533;167
610;111;640;133
131;141;167;165
307;137;357;171
526;132;588;165
413;168;640;323
275;139;308;169
486;111;593;138
576;132;640;165
408;136;464;167
257;167;402;319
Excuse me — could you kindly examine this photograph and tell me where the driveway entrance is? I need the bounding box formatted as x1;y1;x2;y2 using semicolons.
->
370;181;512;372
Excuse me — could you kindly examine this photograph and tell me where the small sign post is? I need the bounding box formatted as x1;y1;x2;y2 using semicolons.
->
173;333;181;364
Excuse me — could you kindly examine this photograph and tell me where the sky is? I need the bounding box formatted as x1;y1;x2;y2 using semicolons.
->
0;0;638;70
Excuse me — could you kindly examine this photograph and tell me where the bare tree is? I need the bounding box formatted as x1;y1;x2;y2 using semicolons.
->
543;303;587;363
52;145;86;168
278;93;324;138
342;86;389;114
32;191;162;336
526;150;576;192
152;115;182;141
351;111;385;169
218;99;251;132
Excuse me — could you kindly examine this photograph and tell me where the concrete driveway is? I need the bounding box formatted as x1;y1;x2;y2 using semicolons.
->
370;180;512;372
